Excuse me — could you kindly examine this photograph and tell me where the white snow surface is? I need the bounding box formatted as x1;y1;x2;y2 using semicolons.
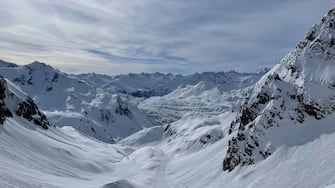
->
2;112;335;188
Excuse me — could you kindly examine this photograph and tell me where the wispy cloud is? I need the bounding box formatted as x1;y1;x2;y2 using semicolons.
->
85;49;187;65
0;0;334;74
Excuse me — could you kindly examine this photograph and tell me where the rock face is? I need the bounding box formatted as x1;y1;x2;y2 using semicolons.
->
0;76;51;129
0;78;13;124
223;7;335;172
16;97;50;129
115;96;132;117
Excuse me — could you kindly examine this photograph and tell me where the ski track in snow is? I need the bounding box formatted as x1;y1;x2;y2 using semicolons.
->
152;156;170;188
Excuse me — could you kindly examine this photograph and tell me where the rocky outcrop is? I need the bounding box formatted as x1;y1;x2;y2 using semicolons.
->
16;97;50;129
0;78;13;124
115;96;132;117
223;74;335;172
223;7;335;172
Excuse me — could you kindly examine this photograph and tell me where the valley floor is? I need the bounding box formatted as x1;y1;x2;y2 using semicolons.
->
2;114;335;188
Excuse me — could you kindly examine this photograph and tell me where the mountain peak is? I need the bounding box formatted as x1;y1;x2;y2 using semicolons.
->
27;61;57;72
295;7;335;58
222;7;335;172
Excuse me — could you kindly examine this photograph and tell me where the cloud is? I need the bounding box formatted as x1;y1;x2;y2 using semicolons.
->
0;0;334;74
85;49;187;65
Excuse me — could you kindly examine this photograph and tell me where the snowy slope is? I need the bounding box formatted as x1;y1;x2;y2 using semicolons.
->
166;126;335;188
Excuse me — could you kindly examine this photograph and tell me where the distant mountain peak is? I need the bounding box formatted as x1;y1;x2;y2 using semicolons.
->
0;59;18;68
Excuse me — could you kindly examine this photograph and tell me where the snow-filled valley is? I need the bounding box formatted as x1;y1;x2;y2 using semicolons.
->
1;7;335;188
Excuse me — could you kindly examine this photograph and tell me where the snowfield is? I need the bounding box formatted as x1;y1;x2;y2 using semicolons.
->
1;6;335;188
2;113;335;188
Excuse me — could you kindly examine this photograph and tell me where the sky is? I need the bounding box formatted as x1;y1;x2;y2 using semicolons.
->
0;0;334;75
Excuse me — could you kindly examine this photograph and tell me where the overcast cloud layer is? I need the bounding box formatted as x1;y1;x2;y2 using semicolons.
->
0;0;334;74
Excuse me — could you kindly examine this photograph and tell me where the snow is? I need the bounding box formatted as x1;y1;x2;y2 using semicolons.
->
119;126;165;147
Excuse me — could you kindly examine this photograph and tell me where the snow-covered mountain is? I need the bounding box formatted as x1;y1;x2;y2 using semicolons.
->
0;60;264;143
223;7;335;172
0;61;154;143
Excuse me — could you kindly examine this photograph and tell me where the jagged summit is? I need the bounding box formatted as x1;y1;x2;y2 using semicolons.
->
286;6;335;85
222;7;335;172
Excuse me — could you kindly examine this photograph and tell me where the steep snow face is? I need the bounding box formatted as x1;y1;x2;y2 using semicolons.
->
223;8;335;172
0;61;154;143
0;76;51;129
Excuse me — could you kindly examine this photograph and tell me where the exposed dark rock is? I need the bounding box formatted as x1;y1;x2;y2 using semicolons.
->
330;39;335;48
115;96;132;117
239;106;257;126
164;124;170;132
302;103;324;120
257;92;270;104
46;86;53;92
0;78;13;124
199;134;211;144
245;143;254;156
13;75;26;85
306;30;316;41
16;97;50;129
91;127;96;133
223;138;240;172
288;64;297;74
259;150;271;158
52;73;59;82
100;109;114;123
163;124;177;138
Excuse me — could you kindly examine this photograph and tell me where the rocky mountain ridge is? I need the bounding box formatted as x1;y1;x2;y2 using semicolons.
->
0;76;51;129
223;7;335;172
